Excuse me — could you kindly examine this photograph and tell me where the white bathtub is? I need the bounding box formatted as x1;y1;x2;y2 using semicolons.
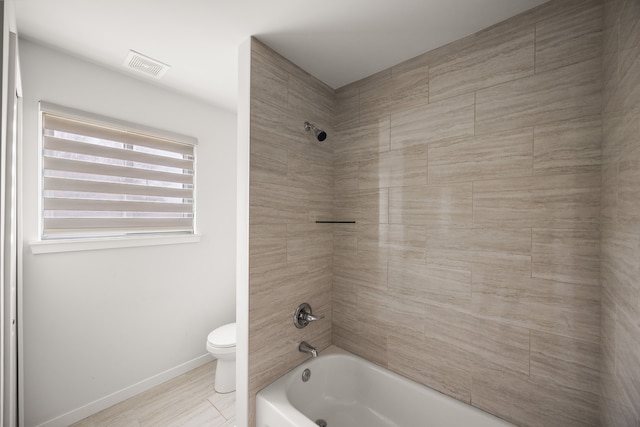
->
256;346;514;427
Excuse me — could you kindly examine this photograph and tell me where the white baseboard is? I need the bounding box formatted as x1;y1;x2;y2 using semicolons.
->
35;354;214;427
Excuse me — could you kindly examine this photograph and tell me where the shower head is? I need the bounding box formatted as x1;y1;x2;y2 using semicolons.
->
304;121;327;142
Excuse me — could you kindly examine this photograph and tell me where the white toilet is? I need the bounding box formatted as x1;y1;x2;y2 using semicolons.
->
206;322;236;393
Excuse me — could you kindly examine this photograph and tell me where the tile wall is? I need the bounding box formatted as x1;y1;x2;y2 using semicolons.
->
331;1;603;426
600;0;640;425
247;39;334;426
245;0;633;426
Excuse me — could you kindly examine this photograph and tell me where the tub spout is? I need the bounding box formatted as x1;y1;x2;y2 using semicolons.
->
299;341;318;358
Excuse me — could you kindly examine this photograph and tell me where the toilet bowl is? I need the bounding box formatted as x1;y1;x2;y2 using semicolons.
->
206;322;236;393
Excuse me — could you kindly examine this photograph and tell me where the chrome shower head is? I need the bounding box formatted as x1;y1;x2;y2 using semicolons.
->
304;121;327;142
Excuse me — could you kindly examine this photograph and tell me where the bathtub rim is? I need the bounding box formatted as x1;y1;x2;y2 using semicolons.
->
256;346;350;427
256;345;516;427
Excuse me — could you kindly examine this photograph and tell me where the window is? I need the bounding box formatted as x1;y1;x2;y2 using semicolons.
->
39;102;197;240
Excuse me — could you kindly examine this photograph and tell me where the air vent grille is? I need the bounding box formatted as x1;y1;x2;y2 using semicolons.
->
123;50;170;79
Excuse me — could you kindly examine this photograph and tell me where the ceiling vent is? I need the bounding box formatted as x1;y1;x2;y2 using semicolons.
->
123;50;170;79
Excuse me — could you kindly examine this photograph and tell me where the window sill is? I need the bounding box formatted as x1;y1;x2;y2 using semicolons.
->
29;234;201;255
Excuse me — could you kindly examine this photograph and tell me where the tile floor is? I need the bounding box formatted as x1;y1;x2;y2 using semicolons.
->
71;361;235;427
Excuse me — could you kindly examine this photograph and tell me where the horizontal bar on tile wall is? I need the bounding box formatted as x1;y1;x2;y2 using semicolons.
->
315;221;356;224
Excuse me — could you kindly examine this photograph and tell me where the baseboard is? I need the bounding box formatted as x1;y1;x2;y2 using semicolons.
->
35;354;214;427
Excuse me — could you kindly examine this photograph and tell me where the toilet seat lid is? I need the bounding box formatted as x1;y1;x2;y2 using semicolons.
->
208;322;236;348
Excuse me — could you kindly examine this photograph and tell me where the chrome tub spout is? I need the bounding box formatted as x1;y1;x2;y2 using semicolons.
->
299;341;318;358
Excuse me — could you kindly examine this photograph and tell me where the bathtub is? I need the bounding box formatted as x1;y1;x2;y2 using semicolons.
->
256;346;514;427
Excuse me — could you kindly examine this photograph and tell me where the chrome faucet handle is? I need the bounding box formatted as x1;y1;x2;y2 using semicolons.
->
293;303;324;328
303;313;325;322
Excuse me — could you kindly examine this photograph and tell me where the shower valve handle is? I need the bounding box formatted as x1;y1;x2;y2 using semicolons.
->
294;303;324;328
303;313;325;322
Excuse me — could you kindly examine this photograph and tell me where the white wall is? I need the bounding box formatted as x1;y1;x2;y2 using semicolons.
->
19;38;237;427
234;37;251;427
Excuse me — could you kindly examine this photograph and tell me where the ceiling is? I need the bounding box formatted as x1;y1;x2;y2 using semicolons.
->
13;0;548;112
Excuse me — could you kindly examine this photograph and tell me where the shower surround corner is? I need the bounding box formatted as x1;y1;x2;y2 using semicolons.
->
247;0;611;425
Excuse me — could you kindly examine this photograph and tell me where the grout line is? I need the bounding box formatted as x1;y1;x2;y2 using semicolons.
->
473;92;477;136
206;399;226;421
528;329;532;378
531;126;535;175
530;227;534;278
533;23;537;75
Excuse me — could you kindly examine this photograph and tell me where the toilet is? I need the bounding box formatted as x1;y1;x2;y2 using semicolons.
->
206;322;236;393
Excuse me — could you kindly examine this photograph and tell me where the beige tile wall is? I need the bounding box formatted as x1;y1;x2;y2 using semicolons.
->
245;0;636;426
600;0;640;425
332;1;603;426
247;39;334;426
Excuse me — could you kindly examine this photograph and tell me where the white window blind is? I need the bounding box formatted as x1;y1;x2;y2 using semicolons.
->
40;102;197;239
